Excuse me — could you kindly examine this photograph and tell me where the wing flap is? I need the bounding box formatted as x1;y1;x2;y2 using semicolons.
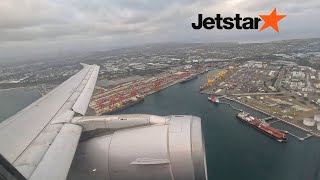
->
0;66;90;163
13;124;63;177
72;66;100;115
0;64;100;179
29;124;82;180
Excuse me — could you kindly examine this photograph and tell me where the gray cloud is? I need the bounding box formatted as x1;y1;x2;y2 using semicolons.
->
0;0;319;62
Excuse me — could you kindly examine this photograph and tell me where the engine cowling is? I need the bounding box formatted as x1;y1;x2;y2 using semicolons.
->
68;115;207;180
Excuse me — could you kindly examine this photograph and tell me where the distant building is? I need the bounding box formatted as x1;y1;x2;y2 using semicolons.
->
303;118;315;126
242;61;265;68
315;115;320;122
292;71;305;79
315;115;320;131
268;86;277;92
129;63;146;70
184;65;192;70
268;71;276;77
302;88;314;92
303;115;320;129
271;60;297;66
273;54;292;59
314;83;320;89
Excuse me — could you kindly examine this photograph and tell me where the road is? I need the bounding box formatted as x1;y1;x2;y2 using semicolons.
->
274;67;285;89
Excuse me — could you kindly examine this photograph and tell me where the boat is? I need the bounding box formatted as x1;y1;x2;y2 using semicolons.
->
237;112;287;142
208;97;220;103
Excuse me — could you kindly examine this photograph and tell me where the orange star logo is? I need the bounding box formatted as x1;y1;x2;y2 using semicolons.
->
259;8;286;32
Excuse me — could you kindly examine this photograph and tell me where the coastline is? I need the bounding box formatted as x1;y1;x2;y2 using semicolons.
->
145;77;195;96
0;86;38;92
93;72;203;115
222;96;320;137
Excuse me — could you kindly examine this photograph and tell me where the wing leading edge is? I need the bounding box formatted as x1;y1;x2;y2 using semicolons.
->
0;64;100;179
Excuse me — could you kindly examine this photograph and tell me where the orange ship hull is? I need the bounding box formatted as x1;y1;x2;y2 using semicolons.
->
237;112;287;142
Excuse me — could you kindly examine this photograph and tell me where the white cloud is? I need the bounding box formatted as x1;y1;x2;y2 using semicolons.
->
0;0;319;61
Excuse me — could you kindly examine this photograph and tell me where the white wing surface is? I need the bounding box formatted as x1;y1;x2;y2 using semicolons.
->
0;64;100;179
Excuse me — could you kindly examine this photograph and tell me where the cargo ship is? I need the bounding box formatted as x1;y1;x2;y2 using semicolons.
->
237;112;287;142
208;97;220;103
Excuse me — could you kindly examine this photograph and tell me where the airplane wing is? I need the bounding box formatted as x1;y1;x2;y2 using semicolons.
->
0;63;208;180
0;64;100;180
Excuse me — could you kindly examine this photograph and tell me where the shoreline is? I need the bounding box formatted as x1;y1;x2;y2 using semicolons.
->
222;96;320;137
93;72;202;115
0;86;38;92
145;77;197;96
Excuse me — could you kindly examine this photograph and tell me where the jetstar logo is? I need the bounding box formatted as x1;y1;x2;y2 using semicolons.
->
192;8;286;32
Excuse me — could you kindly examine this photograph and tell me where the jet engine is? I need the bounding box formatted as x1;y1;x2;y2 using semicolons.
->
68;115;207;180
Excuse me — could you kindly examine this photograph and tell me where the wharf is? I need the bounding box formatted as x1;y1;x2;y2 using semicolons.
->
91;70;203;115
280;130;313;141
218;96;319;141
218;100;243;112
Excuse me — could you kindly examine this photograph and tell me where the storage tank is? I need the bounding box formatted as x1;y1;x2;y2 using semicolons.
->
303;118;315;126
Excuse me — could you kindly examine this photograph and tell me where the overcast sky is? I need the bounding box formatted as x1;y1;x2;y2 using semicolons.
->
1;0;320;62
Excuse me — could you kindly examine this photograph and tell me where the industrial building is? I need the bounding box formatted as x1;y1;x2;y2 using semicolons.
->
303;115;320;130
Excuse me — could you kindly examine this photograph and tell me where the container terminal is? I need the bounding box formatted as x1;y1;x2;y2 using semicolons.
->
89;68;206;115
200;66;235;91
200;63;320;142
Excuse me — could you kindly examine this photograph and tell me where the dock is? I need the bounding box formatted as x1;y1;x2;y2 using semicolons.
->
217;96;316;142
261;116;275;121
280;130;313;141
268;119;281;124
218;100;243;112
90;68;206;115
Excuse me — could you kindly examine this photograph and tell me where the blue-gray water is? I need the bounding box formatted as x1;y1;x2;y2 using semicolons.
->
111;75;320;180
0;87;41;122
1;76;320;180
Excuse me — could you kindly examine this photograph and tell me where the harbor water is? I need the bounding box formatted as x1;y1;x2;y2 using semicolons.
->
0;87;41;122
110;74;320;180
1;75;320;179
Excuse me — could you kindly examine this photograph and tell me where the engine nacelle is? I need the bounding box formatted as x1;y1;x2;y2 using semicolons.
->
68;115;207;180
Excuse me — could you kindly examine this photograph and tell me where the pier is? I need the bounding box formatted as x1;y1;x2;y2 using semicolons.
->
91;69;206;115
268;119;281;124
281;130;313;141
217;96;316;142
261;116;275;121
218;100;243;112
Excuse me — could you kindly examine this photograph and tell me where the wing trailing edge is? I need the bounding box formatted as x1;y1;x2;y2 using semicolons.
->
72;65;100;115
0;64;100;179
29;124;82;180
